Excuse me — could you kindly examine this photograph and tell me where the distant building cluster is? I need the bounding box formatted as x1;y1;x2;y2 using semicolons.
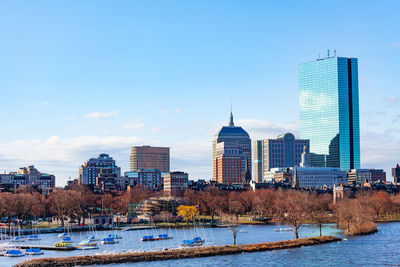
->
0;165;55;191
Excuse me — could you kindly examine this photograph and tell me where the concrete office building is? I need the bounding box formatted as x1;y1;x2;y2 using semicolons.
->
213;112;251;183
299;55;360;170
254;133;309;181
130;146;170;172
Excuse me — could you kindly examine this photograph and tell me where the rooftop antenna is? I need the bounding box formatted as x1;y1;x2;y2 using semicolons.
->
327;49;330;58
318;53;321;60
229;97;234;127
334;50;336;57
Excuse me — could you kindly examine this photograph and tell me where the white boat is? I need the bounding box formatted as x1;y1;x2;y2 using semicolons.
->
60;237;73;243
25;248;44;255
274;227;293;232
107;233;122;239
27;234;41;241
101;237;119;244
58;232;70;238
10;236;25;242
79;239;98;247
4;249;25;257
85;235;98;241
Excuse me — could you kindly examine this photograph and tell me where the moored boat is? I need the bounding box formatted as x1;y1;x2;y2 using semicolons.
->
4;249;25;257
58;232;70;238
10;236;25;242
27;234;41;241
25;248;44;255
79;239;98;247
141;235;156;241
108;233;122;239
156;234;173;240
181;239;197;247
101;237;119;244
193;237;205;244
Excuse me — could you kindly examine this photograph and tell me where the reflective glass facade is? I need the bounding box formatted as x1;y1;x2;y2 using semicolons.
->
299;57;360;171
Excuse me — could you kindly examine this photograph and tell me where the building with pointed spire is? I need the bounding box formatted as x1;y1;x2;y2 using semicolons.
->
212;111;251;184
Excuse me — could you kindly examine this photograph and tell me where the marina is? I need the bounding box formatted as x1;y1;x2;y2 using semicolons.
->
0;223;343;266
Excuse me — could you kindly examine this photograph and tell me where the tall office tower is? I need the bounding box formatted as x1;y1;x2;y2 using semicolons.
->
78;154;121;189
253;140;264;183
212;112;252;183
130;146;170;172
299;55;360;170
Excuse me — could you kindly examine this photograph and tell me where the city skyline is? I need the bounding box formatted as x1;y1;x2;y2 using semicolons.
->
0;1;399;186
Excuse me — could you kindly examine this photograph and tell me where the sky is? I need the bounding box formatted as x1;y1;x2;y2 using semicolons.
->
0;0;399;186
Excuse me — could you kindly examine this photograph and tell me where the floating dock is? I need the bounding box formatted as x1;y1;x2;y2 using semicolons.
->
19;245;75;251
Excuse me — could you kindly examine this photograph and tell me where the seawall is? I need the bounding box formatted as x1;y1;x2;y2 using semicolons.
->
15;236;341;267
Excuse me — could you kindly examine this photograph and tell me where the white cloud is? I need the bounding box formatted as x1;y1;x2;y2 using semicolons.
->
84;111;119;119
236;118;299;140
0;135;145;186
175;108;182;113
159;109;167;115
122;119;145;130
383;96;399;103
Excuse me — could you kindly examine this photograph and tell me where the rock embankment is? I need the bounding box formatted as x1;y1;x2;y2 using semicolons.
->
16;236;341;267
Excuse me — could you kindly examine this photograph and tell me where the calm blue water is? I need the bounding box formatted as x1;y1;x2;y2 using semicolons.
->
1;223;398;266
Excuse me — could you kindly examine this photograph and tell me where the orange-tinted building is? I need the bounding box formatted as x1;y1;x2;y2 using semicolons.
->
214;142;245;184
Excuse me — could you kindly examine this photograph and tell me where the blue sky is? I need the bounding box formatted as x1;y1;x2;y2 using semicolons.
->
0;0;399;185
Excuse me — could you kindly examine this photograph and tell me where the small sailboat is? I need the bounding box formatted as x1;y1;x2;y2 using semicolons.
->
101;237;119;244
10;236;25;242
181;239;197;247
27;234;41;241
25;248;44;255
193;236;205;244
58;232;70;238
85;234;98;241
274;227;293;232
107;233;122;239
141;235;156;241
156;234;173;240
79;238;98;247
4;249;25;257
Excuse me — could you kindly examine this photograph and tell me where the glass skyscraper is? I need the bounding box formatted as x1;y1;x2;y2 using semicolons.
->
299;56;360;171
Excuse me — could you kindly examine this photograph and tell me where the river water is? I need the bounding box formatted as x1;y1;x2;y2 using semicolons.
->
1;223;398;266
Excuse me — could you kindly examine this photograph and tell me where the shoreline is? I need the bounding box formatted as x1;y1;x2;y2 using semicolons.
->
15;236;341;267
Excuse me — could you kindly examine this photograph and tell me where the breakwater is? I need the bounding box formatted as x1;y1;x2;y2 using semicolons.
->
15;236;341;267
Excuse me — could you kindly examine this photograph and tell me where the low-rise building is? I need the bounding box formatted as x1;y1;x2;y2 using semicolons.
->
294;167;347;188
163;172;188;196
347;169;386;184
124;169;163;190
0;165;55;191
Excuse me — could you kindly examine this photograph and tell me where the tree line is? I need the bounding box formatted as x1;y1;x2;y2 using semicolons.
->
0;185;398;236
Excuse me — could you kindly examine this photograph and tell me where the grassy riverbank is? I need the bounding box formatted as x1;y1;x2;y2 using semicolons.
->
15;236;341;267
